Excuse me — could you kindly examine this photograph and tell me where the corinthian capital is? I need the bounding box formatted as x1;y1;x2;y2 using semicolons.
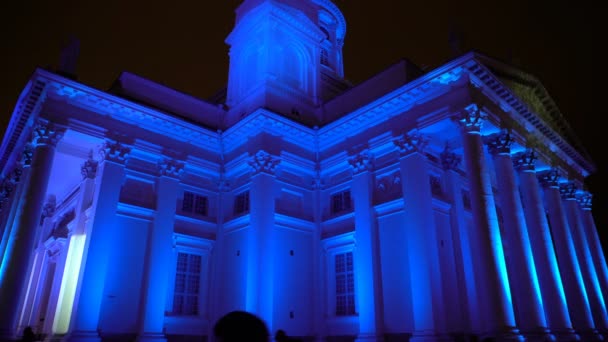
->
348;150;373;174
559;182;578;200
32;120;65;147
21;144;34;166
457;103;486;133
485;131;513;155
248;150;281;175
440;145;461;171
158;159;185;179
99;140;130;164
81;153;99;179
578;192;593;210
538;169;560;188
513;150;537;171
393;131;429;156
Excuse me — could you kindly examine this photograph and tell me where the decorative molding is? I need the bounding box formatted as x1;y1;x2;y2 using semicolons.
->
248;150;281;175
559;182;578;200
158;159;185;179
32;120;65;147
457;103;486;133
513;150;537;172
578;192;592;211
21;144;34;166
99;140;130;164
393;131;429;157
81;153;99;179
485;131;513;155
538;169;560;189
347;150;373;174
440;145;461;171
42;195;57;218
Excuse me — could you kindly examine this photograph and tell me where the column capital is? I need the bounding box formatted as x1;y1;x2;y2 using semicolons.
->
393;131;429;157
348;150;373;174
248;150;281;175
513;149;537;172
41;195;57;219
559;182;578;200
32;120;65;147
157;159;185;179
99;140;131;164
485;131;513;155
538;169;560;188
440;145;461;171
457;103;487;133
81;154;99;179
577;192;593;211
21;144;34;166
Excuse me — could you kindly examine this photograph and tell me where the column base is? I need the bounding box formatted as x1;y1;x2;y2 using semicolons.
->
65;330;102;342
521;328;556;342
551;328;580;342
577;329;604;342
355;333;383;342
409;331;452;342
480;328;524;342
136;333;166;342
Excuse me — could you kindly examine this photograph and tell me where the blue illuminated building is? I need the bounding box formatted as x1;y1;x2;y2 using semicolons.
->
0;1;607;341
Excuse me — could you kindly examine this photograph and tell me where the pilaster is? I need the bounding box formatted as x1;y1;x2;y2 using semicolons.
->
393;132;446;341
347;150;383;342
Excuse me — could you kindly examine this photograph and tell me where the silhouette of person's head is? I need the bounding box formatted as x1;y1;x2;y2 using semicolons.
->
275;329;287;341
213;310;269;342
21;326;35;342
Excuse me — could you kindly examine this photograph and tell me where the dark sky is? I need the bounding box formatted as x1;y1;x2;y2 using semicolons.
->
0;1;603;243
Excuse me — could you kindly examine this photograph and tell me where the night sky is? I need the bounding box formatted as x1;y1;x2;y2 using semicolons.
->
0;1;603;247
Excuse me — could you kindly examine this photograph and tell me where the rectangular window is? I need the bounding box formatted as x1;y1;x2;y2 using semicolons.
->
234;191;250;215
182;191;208;216
172;252;201;316
331;190;352;214
335;252;355;316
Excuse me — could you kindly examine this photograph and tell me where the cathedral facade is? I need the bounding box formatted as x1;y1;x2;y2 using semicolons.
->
0;1;606;341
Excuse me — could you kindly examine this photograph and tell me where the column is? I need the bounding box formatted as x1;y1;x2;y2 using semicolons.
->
393;133;445;341
456;104;521;341
514;152;577;341
485;134;551;341
0;146;32;264
246;150;280;331
441;146;479;334
68;140;130;342
0;120;64;340
539;170;602;341
348;151;383;342
578;193;608;319
561;183;608;333
139;159;184;341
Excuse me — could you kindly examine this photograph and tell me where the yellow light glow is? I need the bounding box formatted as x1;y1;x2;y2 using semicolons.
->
53;234;86;334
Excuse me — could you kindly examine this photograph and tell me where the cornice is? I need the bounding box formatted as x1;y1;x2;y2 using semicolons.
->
466;56;595;176
222;109;316;153
38;70;220;151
